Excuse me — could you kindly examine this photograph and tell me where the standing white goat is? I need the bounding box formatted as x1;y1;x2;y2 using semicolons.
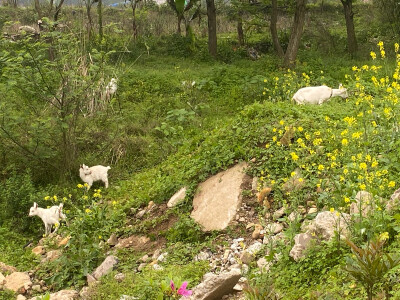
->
29;203;66;236
105;78;118;100
79;164;111;189
292;84;348;105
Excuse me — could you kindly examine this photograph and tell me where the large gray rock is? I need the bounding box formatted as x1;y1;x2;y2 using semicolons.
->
4;272;32;293
350;191;373;217
191;162;248;231
91;256;118;280
188;268;242;300
289;211;350;261
289;233;314;261
387;187;400;211
312;211;350;240
167;187;187;208
29;290;79;300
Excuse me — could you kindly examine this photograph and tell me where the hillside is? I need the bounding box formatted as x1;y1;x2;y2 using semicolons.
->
2;1;400;299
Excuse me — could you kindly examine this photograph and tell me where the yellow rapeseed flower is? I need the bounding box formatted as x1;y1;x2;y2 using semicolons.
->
342;139;348;146
318;164;324;171
370;51;377;60
344;197;350;203
388;181;396;188
330;207;335;213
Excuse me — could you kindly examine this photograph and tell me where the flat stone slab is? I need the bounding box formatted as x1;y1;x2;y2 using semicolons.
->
191;162;248;231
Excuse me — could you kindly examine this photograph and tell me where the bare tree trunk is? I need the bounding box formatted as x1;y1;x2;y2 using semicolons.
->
206;0;217;58
177;14;183;34
283;0;307;67
237;12;244;46
131;0;138;39
341;0;358;55
54;0;65;21
270;0;284;57
86;2;93;40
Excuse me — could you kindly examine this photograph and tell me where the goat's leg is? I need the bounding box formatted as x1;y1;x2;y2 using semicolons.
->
104;179;109;188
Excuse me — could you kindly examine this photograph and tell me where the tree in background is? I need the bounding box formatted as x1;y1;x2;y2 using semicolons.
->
126;0;143;39
2;0;17;7
206;0;217;57
33;0;65;21
340;0;357;55
374;0;400;36
270;0;307;67
167;0;200;35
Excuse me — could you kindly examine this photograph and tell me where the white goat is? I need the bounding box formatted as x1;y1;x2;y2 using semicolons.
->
292;84;348;105
29;203;66;236
79;164;111;189
105;78;118;100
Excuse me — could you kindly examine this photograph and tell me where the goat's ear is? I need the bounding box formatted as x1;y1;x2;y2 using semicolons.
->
339;83;343;89
33;202;37;208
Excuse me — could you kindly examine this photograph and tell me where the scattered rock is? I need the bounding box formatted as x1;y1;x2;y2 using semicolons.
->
251;177;258;191
32;246;45;256
79;286;90;300
265;223;283;234
194;251;211;261
135;209;146;219
86;274;97;284
289;233;314;261
4;272;32;293
140;254;149;263
16;295;26;300
32;284;41;292
167;187;187;208
251;224;263;239
58;236;71;247
273;207;286;219
30;289;79;300
107;233;118;246
137;263;147;272
91;256;118;280
307;207;318;214
115;235;150;249
191;162;248;231
41;250;61;263
152;264;163;271
188;268;242;300
312;211;350;240
157;252;168;262
114;273;125;282
0;262;17;274
256;257;271;272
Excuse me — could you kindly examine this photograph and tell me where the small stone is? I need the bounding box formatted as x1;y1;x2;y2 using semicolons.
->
140;254;149;263
137;263;147;272
273;207;286;219
167;187;187;208
16;295;26;300
58;236;71;247
308;207;318;214
152;264;163;271
32;246;45;256
135;209;146;219
157;252;168;262
32;284;41;292
114;273;125;282
107;234;118;246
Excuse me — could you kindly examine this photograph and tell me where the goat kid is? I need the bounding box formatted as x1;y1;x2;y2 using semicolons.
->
292;84;348;105
29;202;66;236
79;164;111;189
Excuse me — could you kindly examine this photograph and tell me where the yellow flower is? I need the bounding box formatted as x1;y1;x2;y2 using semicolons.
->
298;178;304;183
99;235;102;239
388;181;396;188
298;126;304;132
371;161;378;168
330;207;335;213
84;183;89;188
344;197;350;203
44;196;50;200
85;208;91;214
381;50;386;58
264;79;267;83
380;232;389;241
370;51;377;60
290;152;299;161
342;139;348;146
395;43;399;53
359;162;367;170
112;201;117;206
265;143;270;149
318;164;324;171
279;120;285;125
53;195;58;201
83;195;88;200
77;184;83;188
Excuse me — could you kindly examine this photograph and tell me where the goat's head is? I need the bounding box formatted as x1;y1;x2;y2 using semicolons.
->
338;84;349;98
29;202;38;216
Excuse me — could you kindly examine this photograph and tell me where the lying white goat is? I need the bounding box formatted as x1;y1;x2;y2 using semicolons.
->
79;164;111;189
292;84;348;105
29;202;66;236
